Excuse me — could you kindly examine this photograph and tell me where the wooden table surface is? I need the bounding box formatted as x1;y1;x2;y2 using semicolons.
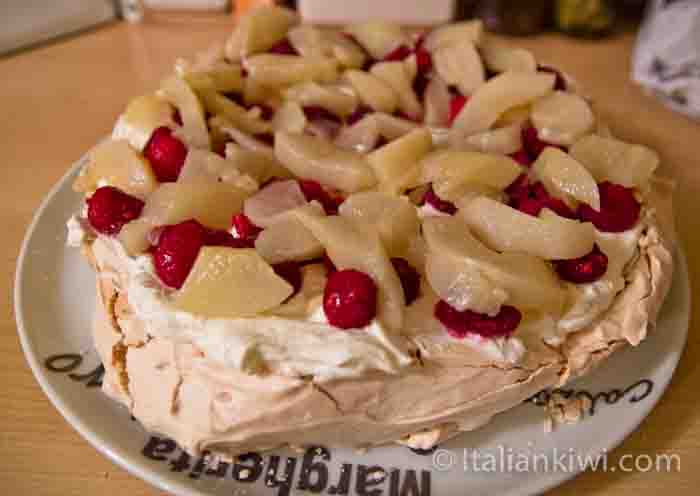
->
1;20;698;496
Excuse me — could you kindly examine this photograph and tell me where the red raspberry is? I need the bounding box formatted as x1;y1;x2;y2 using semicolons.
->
143;126;188;182
153;220;207;289
323;269;378;329
577;182;641;233
391;258;421;305
383;44;412;62
205;228;252;249
554;244;609;284
521;125;566;162
434;301;522;340
231;213;262;246
509;149;532;167
268;38;298;55
448;94;469;125
273;261;303;297
299;180;344;215
347;105;374;126
507;177;575;219
87;186;144;235
422;185;457;215
415;46;433;74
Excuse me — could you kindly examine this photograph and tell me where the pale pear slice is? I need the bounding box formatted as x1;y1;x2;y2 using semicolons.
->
272;101;308;134
344;70;399;114
532;147;600;210
255;202;325;264
367;128;432;194
198;89;271;135
225;143;294;183
288;26;367;70
370;61;422;121
374;113;420;140
74;140;158;199
462;123;523;155
158;76;210;149
422;216;566;314
480;37;537;74
284;82;358;117
531;91;594;146
423;20;484;52
339;192;420;256
219;125;276;161
423;75;451;127
242;76;281;107
494;103;532;127
295;212;405;330
118;182;246;255
459;196;596;260
181;62;244;93
244;55;340;89
174;247;293;318
287;24;326;58
178;148;258;193
243;179;307;228
267;263;327;318
433;40;485;96
420;150;522;202
335;114;381;153
344;21;408;60
326;30;368;70
274;131;377;192
224;5;299;61
451;72;556;138
112;94;176;150
569;134;659;190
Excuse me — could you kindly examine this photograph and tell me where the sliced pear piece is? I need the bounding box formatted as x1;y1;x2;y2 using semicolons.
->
219;125;276;161
420;150;522;202
118;182;246;255
74;140;158;199
344;21;408;60
462;123;523;155
433;40;485;96
242;76;281;107
178;148;258;193
243;179;307;228
326;30;368;70
374;113;420;140
274;131;376;193
112;94;176;150
335;114;381;153
174;247;293;318
422;216;565;314
272;101;308;134
288;26;367;70
424;76;451;127
367;128;432;194
198;89;271;135
244;55;340;89
182;62;244;93
255;202;325;264
287;24;326;58
224;5;298;61
339;192;420;256
569;134;659;190
531;91;594;146
451;72;556;138
295;212;405;330
344;70;398;114
495;103;532;127
284;82;358;117
225;143;293;183
480;38;536;74
532;147;600;210
423;20;483;52
158;76;210;149
460;196;596;260
370;61;422;121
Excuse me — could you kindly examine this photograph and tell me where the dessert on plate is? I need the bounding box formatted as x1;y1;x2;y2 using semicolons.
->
66;6;675;458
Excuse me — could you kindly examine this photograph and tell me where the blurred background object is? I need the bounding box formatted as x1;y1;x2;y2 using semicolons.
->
297;0;455;25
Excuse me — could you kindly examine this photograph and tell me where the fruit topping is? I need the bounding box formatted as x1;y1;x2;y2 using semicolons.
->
383;44;412;62
531;91;594;146
323;269;378;329
273;261;303;295
553;244;609;284
344;70;399;114
507;175;576;219
243;179;308;227
153;219;207;289
391;258;421;305
268;38;298;55
532;147;600;211
367;127;432;194
87;186;145;235
422;185;457;215
434;300;522;339
299;179;344;215
577;182;641;233
448;94;468;125
143;127;188;182
231;213;263;244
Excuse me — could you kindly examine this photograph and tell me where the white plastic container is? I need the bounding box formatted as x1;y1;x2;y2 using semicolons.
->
298;0;456;25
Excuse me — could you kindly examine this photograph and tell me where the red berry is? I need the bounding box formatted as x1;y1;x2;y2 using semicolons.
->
303;105;342;124
577;182;641;233
268;38;298;55
231;213;262;245
434;301;522;340
521;125;548;161
205;228;252;249
391;258;421;305
299;179;344;215
538;66;567;91
509;149;532;167
415;46;433;74
87;186;144;235
422;185;457;215
254;133;275;146
347;105;374;126
273;261;303;296
554;244;609;284
506;176;575;219
449;94;469;125
153;220;207;289
383;44;412;62
323;269;378;329
143;126;188;182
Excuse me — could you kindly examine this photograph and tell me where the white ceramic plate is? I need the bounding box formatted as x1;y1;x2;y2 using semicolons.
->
15;156;690;496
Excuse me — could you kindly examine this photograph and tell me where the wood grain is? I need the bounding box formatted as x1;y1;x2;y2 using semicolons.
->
1;21;698;495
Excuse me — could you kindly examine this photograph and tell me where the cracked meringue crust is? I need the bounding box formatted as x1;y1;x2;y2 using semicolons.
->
83;177;673;457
